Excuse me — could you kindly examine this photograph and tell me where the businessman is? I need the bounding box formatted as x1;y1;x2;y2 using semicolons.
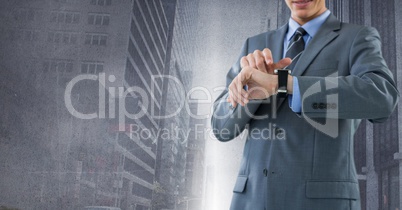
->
211;0;399;209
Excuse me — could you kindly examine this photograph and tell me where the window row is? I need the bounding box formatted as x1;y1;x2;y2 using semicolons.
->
42;60;104;75
8;30;40;42
53;0;79;3
7;31;108;46
50;11;80;24
52;0;112;5
85;33;108;46
81;62;104;74
43;60;74;74
90;0;112;6
45;31;108;46
47;31;78;44
8;31;109;46
88;13;110;25
13;9;44;22
14;10;112;25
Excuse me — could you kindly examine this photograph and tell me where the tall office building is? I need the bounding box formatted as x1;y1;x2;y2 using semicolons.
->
184;102;206;210
152;0;205;209
395;1;402;209
0;0;179;209
119;0;177;209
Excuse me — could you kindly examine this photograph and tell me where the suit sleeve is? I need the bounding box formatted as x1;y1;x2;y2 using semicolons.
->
211;38;266;142
297;26;399;122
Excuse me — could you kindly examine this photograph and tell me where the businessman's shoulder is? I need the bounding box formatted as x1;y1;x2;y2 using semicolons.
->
339;22;378;35
247;25;286;42
247;31;269;42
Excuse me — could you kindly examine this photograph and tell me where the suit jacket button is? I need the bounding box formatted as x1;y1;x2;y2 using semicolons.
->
319;103;326;109
263;168;268;177
274;128;284;135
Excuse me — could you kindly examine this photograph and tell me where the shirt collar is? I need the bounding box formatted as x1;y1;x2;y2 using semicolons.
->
286;10;331;41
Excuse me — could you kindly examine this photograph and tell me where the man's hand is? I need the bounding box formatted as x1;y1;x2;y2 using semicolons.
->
227;48;293;108
240;49;292;73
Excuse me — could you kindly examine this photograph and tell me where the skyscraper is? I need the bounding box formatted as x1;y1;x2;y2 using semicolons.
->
153;0;204;209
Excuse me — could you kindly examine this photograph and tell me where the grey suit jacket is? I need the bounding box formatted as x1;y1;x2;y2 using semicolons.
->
211;14;399;210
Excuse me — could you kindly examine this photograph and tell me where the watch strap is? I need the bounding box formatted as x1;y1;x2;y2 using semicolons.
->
274;69;291;98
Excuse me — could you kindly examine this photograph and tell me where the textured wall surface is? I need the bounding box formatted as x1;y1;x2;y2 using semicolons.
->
0;0;401;210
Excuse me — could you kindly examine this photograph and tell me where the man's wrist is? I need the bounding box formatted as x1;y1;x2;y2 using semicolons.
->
287;75;293;94
274;69;292;97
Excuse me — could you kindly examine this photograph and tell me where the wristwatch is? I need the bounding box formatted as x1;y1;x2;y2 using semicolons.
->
274;69;291;98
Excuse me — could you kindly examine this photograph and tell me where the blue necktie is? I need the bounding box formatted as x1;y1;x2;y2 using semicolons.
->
285;27;307;71
275;27;307;111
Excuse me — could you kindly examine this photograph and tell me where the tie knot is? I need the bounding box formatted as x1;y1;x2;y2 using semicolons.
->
295;27;307;36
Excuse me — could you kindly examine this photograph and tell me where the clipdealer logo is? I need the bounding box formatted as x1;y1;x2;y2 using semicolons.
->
301;72;339;138
64;73;226;132
64;72;340;138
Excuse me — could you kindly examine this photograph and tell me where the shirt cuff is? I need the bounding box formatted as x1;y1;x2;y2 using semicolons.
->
288;76;302;113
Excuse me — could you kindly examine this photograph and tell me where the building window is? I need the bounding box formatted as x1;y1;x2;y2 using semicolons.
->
23;30;40;42
88;13;110;25
54;0;78;3
123;157;154;184
81;62;104;74
8;30;40;42
50;11;80;24
47;31;78;44
84;33;107;46
42;59;74;74
131;182;153;199
381;167;400;210
13;9;43;22
90;0;111;6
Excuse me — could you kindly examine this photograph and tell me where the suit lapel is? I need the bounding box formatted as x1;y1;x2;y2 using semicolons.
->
292;14;341;76
271;14;341;111
267;24;288;63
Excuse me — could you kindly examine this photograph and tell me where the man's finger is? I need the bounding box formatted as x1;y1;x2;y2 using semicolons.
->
228;87;239;108
273;57;292;70
247;54;256;69
236;74;249;106
228;92;237;108
262;48;273;65
254;50;267;73
240;56;249;68
227;94;237;108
